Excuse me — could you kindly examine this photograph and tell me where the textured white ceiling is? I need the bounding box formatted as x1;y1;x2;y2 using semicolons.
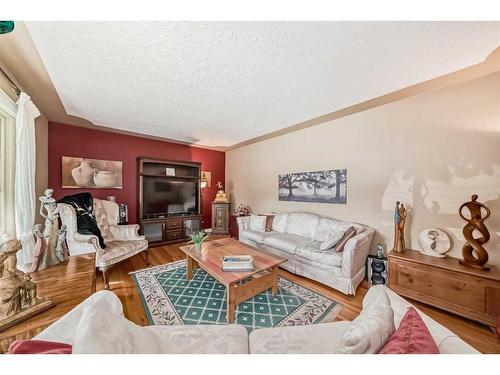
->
26;22;500;147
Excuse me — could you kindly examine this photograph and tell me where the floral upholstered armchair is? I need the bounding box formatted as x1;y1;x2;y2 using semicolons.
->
58;199;149;290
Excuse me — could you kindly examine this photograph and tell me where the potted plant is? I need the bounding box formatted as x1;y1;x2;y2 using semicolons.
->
190;231;207;250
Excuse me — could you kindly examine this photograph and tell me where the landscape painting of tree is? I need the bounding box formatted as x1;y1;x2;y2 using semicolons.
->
278;169;347;204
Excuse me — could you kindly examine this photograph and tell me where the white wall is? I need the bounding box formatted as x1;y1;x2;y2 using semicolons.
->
226;72;500;267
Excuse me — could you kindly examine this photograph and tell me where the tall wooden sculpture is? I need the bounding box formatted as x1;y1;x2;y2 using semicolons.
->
459;194;491;271
391;201;407;253
0;240;55;332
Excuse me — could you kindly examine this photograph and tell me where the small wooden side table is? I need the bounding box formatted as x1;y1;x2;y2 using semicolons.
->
229;214;245;240
388;249;500;329
0;253;96;353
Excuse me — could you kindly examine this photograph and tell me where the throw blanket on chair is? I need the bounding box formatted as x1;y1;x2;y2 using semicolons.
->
57;193;106;249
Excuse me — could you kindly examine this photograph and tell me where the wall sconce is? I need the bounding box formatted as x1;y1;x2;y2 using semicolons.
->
201;171;211;189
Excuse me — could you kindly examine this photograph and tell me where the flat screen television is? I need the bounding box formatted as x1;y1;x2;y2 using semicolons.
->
142;176;199;216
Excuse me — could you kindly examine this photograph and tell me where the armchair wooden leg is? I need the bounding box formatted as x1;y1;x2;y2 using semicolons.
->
100;268;110;290
143;249;150;266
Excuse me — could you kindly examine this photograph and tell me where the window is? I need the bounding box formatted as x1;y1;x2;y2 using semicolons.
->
0;89;17;243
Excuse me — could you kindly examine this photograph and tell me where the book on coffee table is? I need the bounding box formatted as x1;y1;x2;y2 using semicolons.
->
221;255;254;271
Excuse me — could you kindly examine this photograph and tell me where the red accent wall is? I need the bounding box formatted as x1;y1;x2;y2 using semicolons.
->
48;122;225;228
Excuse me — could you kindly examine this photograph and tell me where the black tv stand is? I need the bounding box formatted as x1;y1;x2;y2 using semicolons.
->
137;157;202;246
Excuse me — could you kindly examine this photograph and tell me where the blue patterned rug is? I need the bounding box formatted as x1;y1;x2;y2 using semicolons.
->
131;260;342;333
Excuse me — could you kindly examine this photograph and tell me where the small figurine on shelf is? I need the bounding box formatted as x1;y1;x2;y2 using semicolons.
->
233;204;251;217
391;201;407;253
214;181;229;203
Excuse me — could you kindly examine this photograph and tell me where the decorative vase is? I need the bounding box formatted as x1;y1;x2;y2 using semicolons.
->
93;170;116;188
194;242;202;251
71;161;97;187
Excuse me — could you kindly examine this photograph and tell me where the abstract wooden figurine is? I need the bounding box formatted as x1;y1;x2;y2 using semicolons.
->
0;239;55;332
391;201;407;253
459;194;491;271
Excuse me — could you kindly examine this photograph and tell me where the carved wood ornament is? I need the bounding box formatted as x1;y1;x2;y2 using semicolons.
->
459;194;491;271
391;201;407;253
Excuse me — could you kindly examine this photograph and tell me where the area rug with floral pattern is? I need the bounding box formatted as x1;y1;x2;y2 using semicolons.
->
131;260;342;333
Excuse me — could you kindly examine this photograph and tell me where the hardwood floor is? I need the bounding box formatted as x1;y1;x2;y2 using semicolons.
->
95;238;500;354
0;253;96;353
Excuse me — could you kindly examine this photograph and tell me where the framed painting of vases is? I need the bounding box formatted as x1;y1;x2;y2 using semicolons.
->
61;156;123;189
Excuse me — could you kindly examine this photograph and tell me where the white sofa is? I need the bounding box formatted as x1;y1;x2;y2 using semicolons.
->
32;286;478;354
238;212;375;295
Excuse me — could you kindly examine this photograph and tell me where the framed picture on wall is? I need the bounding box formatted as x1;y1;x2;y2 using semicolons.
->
278;169;347;204
62;156;123;189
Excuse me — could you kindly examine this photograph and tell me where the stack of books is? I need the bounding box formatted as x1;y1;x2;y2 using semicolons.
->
221;255;254;272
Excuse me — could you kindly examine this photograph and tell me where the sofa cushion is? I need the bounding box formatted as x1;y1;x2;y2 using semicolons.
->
272;213;288;233
296;247;343;267
94;199;119;243
249;214;266;232
263;233;313;254
333;226;357;252
379;307;439;354
262;214;274;232
336;287;395;353
285;213;319;239
8;340;72;354
314;217;364;242
96;239;148;268
319;228;347;251
73;305;249;354
240;229;272;244
249;321;352;354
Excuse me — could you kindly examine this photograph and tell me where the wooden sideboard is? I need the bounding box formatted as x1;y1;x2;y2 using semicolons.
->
140;215;202;246
388;249;500;329
0;253;96;353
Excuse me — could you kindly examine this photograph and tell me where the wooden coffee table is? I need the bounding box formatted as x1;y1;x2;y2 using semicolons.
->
179;237;287;323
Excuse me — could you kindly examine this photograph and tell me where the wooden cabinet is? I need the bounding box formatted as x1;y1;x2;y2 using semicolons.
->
211;202;230;235
140;215;202;246
388;249;500;328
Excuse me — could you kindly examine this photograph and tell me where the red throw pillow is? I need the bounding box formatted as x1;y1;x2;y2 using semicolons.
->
8;340;72;354
379;307;439;354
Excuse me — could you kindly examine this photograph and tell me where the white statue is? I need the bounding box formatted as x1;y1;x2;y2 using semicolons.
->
29;224;47;273
55;225;68;262
36;189;61;270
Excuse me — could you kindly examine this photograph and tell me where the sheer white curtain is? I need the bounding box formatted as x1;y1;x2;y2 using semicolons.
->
0;90;17;244
15;92;40;266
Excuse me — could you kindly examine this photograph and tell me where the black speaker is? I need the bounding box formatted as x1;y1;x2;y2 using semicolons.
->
367;255;388;286
118;204;128;225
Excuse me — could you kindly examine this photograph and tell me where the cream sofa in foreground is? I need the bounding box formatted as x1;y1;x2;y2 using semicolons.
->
33;286;478;354
238;212;375;295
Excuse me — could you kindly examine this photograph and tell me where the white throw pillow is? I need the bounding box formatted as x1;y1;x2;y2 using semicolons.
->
335;288;395;353
319;229;346;251
249;214;267;232
272;213;288;233
73;305;161;354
